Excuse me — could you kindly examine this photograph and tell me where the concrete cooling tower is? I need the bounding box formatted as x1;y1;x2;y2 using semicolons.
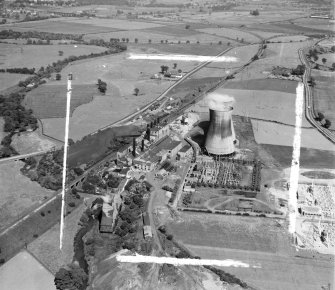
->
205;92;235;156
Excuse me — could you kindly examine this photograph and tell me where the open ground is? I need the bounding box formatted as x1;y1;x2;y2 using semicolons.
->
36;45;202;141
0;250;54;290
0;43;107;69
0;161;55;231
28;202;85;274
0;73;27;91
312;69;335;125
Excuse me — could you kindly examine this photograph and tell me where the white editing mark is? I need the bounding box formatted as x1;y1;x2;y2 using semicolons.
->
288;82;304;234
60;74;72;250
116;254;261;268
128;53;238;63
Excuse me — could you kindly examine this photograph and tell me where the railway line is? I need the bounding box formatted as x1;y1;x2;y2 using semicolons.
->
298;47;335;144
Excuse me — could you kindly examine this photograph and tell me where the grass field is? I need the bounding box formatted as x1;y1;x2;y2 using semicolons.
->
314;53;335;68
38;45;201;141
312;69;335;125
168;212;290;253
193;88;311;127
0;250;55;290
23;84;97;119
0;43;107;69
270;35;310;42
84;30;229;44
293;17;335;32
0;161;55;231
67;125;141;167
224;78;297;94
186;245;334;290
190;44;260;79
231;41;313;80
196;27;260;43
28;203;85;274
11;131;60;154
251;119;335;151
0;73;28;91
262;144;335;169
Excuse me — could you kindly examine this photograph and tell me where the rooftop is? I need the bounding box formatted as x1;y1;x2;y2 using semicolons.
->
180;144;192;153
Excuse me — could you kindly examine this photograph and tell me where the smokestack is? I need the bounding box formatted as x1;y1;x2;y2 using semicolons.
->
205;92;235;156
146;128;150;141
132;137;136;157
141;139;144;151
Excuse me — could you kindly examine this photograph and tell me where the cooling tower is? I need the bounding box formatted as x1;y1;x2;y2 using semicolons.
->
205;93;235;155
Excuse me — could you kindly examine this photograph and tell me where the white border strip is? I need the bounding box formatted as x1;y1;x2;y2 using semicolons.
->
288;82;304;234
59;75;72;249
128;53;238;62
116;254;261;268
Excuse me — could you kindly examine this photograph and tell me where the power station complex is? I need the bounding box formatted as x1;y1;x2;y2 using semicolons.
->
205;93;236;156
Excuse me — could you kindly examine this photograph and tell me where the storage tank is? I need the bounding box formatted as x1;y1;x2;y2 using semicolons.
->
205;92;235;155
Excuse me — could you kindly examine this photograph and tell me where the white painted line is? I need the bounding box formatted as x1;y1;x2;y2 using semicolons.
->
128;53;238;62
60;75;72;250
116;254;261;268
288;82;304;234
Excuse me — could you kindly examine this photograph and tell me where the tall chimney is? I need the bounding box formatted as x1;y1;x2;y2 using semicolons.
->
146;128;150;141
141;139;145;151
132;137;136;157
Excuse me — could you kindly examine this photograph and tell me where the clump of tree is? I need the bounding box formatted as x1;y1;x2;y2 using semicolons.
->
134;88;139;96
250;9;259;16
160;65;169;74
291;64;305;76
0;29;83;41
0;67;35;74
97;79;107;94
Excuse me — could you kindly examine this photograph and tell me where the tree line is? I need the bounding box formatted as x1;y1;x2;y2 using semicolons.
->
0;67;35;74
0;29;83;41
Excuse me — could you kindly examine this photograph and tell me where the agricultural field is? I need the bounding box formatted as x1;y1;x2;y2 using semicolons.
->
0;161;55;231
293;17;335;32
251;119;335;151
192;88;311;127
195;27;260;43
186;244;334;290
224;78;298;94
0;43;107;69
167;212;290;253
0;117;7;143
318;37;335;48
262;144;335;169
312;69;335;125
38;45;199;141
231;41;313;80
23;84;97;119
314;53;335;68
269;35;310;42
28;203;85;274
11;131;60;154
0;73;27;91
0;250;55;290
84;30;228;44
190;44;260;79
184;9;306;27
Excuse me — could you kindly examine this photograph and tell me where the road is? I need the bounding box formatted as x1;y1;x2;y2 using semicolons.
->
0;150;51;164
298;47;335;144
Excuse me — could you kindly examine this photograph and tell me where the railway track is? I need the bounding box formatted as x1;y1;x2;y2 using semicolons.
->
298;46;335;144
